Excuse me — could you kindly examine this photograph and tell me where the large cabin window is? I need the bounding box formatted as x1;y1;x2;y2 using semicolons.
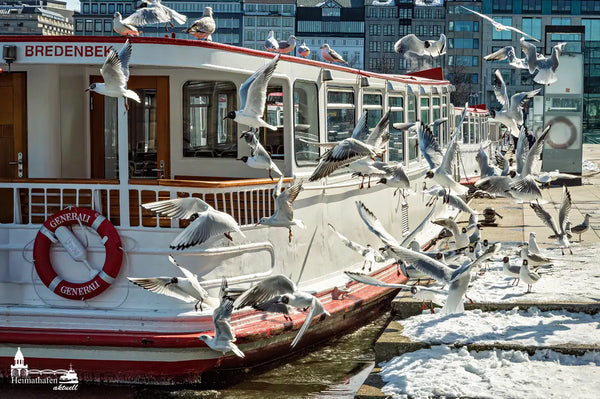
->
363;92;383;130
431;96;442;144
327;89;355;142
129;89;158;178
420;97;430;125
389;95;404;163
294;81;319;166
407;93;418;161
183;81;237;158
263;86;285;157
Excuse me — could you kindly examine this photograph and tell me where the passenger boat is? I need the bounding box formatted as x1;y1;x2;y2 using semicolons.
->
0;36;490;384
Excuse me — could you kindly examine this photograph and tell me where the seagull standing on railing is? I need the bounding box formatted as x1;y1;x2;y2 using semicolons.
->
320;43;349;65
223;54;280;130
277;35;297;54
184;6;215;41
297;41;310;58
85;40;140;112
264;30;279;52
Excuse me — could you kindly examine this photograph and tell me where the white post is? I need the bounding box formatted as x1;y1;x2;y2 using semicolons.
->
117;98;130;227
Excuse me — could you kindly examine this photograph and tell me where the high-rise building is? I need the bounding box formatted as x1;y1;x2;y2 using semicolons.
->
0;0;74;35
242;0;296;51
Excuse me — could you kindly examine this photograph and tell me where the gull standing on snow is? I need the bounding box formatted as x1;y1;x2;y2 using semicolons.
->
530;185;573;255
394;33;447;58
490;69;540;137
328;224;386;272
184;6;215;41
128;255;219;311
233;275;330;348
277;35;297;54
571;214;592;242
521;38;567;85
528;232;542;254
85;40;140;112
224;54;280;130
123;0;187;32
112;12;140;36
297;41;310;58
502;256;521;286
320;43;349;65
142;197;245;249
238;128;282;180
198;280;245;361
520;243;556;266
460;6;540;42
519;259;540;293
264;30;279;52
257;176;305;243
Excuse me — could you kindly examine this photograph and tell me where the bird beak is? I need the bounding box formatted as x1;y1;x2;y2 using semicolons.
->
222;116;228;120
84;88;90;92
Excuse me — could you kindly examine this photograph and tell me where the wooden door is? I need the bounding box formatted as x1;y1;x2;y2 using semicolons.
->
0;72;27;223
90;76;170;180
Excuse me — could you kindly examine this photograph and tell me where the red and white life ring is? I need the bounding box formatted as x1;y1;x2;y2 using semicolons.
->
33;207;123;300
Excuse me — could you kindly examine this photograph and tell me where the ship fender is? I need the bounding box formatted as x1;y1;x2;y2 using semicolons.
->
33;207;123;300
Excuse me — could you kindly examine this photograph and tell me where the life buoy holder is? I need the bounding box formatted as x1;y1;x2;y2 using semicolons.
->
33;207;123;300
546;116;577;150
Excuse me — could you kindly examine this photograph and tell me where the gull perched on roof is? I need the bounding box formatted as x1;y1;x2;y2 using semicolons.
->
184;6;215;41
490;69;540;137
530;185;573;255
257;176;305;243
264;30;279;52
233;275;330;348
460;6;540;42
297;41;310;58
142;197;245;249
277;35;297;54
238;128;282;180
521;38;567;85
128;255;219;311
224;54;280;130
320;43;349;64
394;33;447;58
85;40;140;112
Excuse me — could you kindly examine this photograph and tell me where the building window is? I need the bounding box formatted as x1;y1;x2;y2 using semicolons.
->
492;17;512;40
322;7;341;18
522;18;542;41
369;25;381;36
100;4;106;14
104;20;111;33
581;0;600;13
522;0;542;13
182;81;237;158
108;4;115;13
264;86;285;157
95;20;102;32
294;81;319;166
363;93;383;132
449;21;479;32
383;25;395;36
449;38;479;49
92;4;98;13
420;97;430;125
492;0;512;13
76;19;83;32
83;4;90;13
552;0;572;13
327;89;355;142
85;19;92;32
389;95;404;163
407;94;417;161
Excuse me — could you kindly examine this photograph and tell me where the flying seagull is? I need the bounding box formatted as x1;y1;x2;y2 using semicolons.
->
112;12;140;36
142;197;245;249
460;6;540;42
184;6;215;41
85;40;140;112
233;275;330;348
238;128;282;180
521;38;567;85
394;33;447;58
484;45;544;69
256;176;305;243
530;186;573;255
328;224;386;272
223;54;280;130
123;0;187;32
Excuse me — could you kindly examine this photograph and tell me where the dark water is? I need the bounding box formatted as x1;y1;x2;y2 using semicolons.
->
3;314;392;399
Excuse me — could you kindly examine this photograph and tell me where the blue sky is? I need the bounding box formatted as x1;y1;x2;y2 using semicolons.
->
65;0;80;11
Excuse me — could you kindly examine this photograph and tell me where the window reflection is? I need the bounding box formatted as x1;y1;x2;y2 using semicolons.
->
294;81;319;166
327;89;355;142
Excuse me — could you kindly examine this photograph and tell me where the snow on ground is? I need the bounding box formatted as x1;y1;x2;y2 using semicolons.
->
399;307;600;347
583;159;600;172
380;346;600;399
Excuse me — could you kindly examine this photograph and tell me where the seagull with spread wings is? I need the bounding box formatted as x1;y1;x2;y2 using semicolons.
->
484;45;545;69
128;255;219;311
328;224;386;272
460;6;540;42
224;55;280;130
233;275;330;348
238;128;282;180
394;33;447;58
257;176;305;243
521;38;567;85
85;40;139;112
112;12;140;36
142;197;245;249
530;185;573;255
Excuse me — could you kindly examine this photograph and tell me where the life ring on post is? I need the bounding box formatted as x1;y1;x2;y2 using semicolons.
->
33;207;123;300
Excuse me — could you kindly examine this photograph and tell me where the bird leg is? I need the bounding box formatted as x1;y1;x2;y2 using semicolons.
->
362;260;366;271
269;169;273;181
288;227;293;243
215;356;224;367
123;98;130;113
429;301;435;314
465;294;474;306
421;301;426;311
194;300;204;312
367;175;371;189
359;176;365;190
368;261;372;272
569;247;573;255
224;232;233;241
393;188;399;197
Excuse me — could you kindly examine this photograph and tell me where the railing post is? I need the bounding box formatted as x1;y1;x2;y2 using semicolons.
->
117;98;130;227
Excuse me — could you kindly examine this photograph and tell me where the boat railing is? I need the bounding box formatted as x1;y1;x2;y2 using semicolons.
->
0;178;289;229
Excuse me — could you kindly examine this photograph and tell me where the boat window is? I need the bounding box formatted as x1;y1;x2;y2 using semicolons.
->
363;92;383;131
263;86;285;158
389;95;404;163
294;81;319;166
474;117;480;144
431;96;442;145
420;97;430;125
327;89;355;142
407;94;418;161
456;113;465;142
104;97;118;179
182;81;237;158
129;89;158;178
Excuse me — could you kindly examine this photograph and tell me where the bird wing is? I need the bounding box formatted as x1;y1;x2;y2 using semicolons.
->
387;244;459;283
213;298;235;343
159;4;187;24
530;201;560;236
515;126;529;175
117;39;132;82
558;186;572;234
495;150;509;176
127;277;195;302
142;197;211;219
122;7;171;26
350;110;370;141
170;256;209;300
356;201;401;247
460;6;494;24
275;179;304;221
272;174;284;201
505;25;540;42
384;164;410;187
233;275;296;309
169;210;243;250
326;47;347;63
484;46;513;62
345;271;446;294
291;296;328;348
366;110;390;148
507;175;542;200
328;223;367;254
477;147;495;178
418;122;444;170
393;122;416;131
509;89;540;115
432;218;460;238
400;203;438;248
521;124;551;177
252;296;291;315
239;54;280;116
493;70;509;107
394;34;425;55
520;38;539;74
437;132;459;176
308;139;373;181
100;49;127;91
